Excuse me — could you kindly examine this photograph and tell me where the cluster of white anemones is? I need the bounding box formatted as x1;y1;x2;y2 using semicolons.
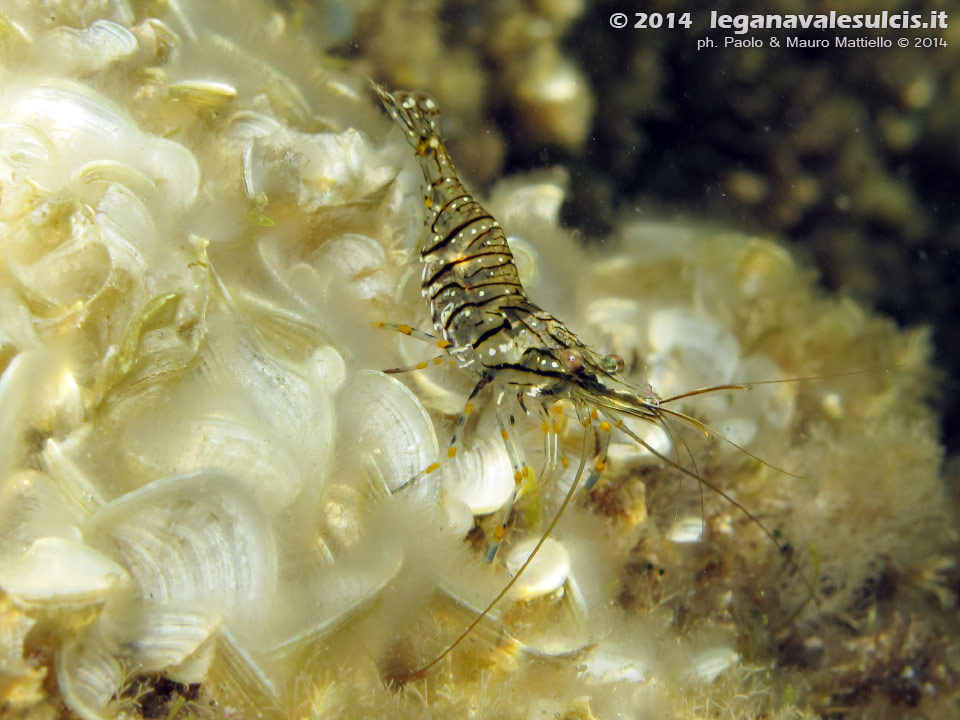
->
0;4;943;720
0;6;456;717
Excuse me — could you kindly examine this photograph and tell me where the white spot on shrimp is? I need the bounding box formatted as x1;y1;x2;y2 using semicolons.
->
403;98;415;109
488;348;496;356
478;291;485;297
424;98;436;109
551;362;559;368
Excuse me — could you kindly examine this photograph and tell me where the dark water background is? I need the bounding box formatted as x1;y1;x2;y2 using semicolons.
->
334;0;960;468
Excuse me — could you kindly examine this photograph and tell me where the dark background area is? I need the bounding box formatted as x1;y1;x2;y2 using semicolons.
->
346;0;960;456
537;2;960;456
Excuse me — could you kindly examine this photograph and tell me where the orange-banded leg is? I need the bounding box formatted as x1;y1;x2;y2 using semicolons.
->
444;374;490;462
393;374;490;494
406;426;596;679
541;412;560;482
582;407;613;492
535;402;561;508
375;321;454;374
383;355;451;374
548;403;572;472
375;321;450;347
483;391;533;563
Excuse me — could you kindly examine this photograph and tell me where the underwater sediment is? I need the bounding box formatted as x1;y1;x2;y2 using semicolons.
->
0;2;957;719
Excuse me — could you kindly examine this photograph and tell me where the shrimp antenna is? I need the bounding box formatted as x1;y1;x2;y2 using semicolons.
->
603;410;821;614
652;411;705;537
654;404;807;480
658;366;901;406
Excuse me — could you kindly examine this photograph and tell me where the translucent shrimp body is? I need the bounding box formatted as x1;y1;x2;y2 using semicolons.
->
373;82;769;677
374;85;662;420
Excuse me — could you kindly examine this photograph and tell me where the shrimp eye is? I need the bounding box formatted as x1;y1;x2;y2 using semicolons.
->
560;348;583;371
601;354;625;374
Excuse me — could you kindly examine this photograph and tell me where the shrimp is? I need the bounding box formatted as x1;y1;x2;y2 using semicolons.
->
371;81;814;680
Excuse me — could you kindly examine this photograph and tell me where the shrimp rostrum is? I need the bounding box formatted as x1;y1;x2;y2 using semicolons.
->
372;82;811;679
